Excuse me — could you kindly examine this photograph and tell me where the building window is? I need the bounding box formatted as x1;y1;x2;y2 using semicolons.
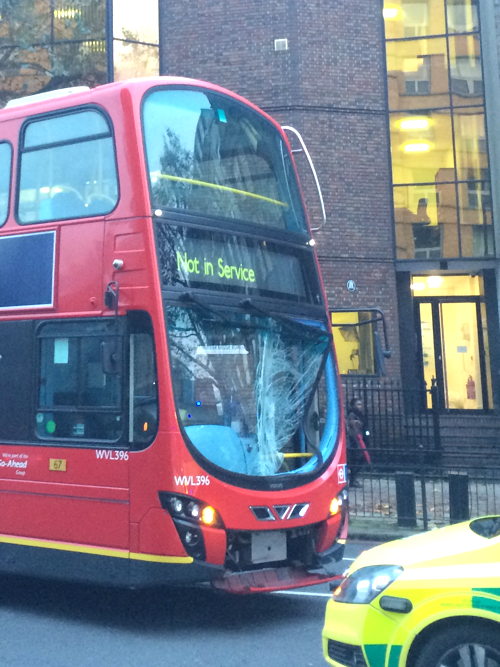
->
0;0;108;106
404;55;431;95
403;2;429;37
385;5;493;261
467;170;491;210
112;0;159;79
446;0;479;33
450;55;483;97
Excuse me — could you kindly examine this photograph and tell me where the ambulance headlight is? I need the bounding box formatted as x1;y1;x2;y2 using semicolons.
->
332;565;403;604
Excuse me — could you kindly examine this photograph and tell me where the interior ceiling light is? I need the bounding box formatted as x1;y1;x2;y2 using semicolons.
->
399;117;430;131
427;275;443;288
383;7;400;20
403;141;431;153
410;281;425;291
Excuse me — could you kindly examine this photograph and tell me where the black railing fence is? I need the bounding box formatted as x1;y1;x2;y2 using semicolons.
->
341;377;500;529
348;468;500;531
343;376;441;465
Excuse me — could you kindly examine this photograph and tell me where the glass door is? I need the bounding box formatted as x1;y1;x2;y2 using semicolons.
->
416;298;490;410
418;302;438;409
440;301;483;410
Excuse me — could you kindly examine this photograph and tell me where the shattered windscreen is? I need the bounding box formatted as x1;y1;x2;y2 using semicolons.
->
166;305;338;478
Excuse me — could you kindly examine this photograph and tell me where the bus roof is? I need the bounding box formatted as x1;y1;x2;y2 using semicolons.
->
0;77;278;130
5;87;91;109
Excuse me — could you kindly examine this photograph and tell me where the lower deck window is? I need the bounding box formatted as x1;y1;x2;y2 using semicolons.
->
35;314;158;446
36;322;123;441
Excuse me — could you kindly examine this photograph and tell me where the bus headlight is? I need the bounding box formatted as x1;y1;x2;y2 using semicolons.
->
333;565;403;604
160;492;222;529
186;501;201;520
160;492;223;560
170;497;184;515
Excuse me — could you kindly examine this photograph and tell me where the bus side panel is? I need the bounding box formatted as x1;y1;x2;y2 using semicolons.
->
0;450;130;550
57;222;105;314
0;488;129;548
0;318;130;553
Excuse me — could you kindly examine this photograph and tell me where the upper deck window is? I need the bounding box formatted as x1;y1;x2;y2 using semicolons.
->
18;109;118;224
143;88;307;233
0;142;12;226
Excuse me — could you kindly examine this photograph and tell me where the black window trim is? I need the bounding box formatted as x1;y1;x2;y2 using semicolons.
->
141;83;310;239
0;140;13;228
16;103;120;226
35;316;127;446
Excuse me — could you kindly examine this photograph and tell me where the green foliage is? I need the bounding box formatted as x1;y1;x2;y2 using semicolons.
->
0;0;107;105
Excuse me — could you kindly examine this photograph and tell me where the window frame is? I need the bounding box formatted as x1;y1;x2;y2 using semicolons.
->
34;314;158;448
0;141;13;227
35;317;126;444
141;85;309;238
331;309;391;377
16;105;119;225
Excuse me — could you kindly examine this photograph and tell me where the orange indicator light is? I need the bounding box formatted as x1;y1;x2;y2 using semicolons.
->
200;505;217;526
329;497;342;516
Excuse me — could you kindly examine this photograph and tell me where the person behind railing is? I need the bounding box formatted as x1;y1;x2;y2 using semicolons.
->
346;397;371;487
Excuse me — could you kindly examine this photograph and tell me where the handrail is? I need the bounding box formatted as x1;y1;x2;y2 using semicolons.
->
150;171;288;208
282;125;327;232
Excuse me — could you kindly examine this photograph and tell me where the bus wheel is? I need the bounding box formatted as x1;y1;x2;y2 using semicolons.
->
414;624;500;667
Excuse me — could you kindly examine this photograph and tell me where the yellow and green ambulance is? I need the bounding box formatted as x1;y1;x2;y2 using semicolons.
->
322;515;500;667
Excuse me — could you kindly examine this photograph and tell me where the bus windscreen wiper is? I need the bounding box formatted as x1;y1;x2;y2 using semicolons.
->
178;291;232;323
238;298;329;340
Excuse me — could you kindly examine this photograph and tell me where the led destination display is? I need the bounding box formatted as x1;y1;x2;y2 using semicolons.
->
156;224;318;302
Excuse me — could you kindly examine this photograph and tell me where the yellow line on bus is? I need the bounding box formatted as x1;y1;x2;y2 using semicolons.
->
283;452;314;458
0;534;193;564
130;552;193;564
151;171;288;208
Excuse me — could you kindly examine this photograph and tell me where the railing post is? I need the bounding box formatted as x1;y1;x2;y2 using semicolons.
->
395;471;417;528
449;472;469;523
430;378;441;452
418;446;429;531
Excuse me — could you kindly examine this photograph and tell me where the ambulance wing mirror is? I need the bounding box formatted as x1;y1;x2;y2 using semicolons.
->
282;125;327;232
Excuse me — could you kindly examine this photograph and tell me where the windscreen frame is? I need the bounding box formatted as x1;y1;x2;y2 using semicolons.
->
141;84;309;236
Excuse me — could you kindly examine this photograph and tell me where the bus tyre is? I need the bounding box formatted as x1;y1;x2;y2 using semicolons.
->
414;624;500;667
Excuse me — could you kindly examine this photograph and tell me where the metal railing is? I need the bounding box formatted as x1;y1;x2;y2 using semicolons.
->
342;377;500;528
343;377;441;465
348;465;500;530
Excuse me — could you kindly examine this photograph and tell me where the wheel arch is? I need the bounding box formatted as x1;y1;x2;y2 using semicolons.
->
406;615;500;667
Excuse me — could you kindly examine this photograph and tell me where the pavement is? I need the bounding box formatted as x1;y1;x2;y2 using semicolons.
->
348;516;423;542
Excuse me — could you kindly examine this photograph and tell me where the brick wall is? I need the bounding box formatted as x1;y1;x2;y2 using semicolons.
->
159;0;400;376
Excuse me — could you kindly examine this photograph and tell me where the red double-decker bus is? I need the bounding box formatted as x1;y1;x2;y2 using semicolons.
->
0;77;347;593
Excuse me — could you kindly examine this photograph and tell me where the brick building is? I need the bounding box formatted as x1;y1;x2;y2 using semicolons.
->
159;1;400;379
159;0;500;417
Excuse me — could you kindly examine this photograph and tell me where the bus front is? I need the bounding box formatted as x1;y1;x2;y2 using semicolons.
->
142;81;347;592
